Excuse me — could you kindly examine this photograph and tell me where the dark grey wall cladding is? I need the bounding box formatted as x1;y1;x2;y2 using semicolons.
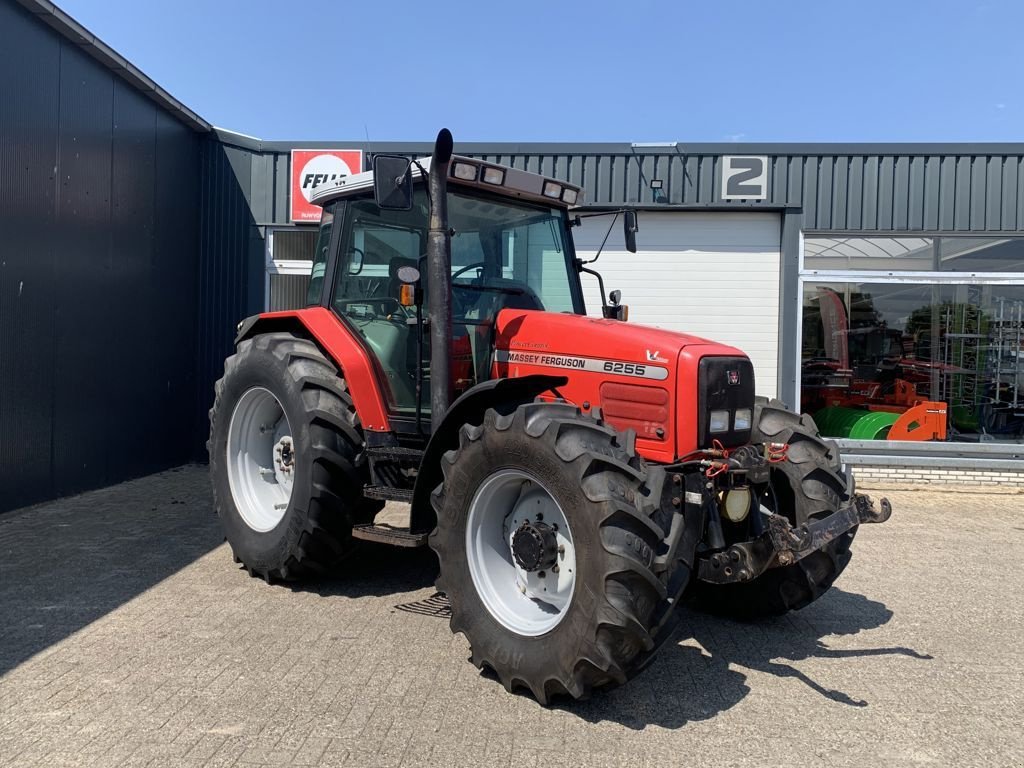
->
195;140;263;456
0;0;200;512
800;154;1024;232
213;136;1024;233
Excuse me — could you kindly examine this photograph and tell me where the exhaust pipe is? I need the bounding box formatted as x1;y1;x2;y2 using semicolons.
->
427;128;454;426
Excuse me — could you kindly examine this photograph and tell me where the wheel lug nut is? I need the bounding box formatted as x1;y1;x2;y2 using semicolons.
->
538;571;545;578
552;565;559;573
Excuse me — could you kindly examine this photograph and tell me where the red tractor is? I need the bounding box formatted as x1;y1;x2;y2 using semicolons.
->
209;130;891;703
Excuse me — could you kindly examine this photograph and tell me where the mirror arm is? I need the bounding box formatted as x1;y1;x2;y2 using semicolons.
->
411;160;432;207
575;208;629;220
579;212;620;266
577;260;609;311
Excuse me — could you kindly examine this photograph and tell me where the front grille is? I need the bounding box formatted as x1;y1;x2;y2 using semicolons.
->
697;356;755;448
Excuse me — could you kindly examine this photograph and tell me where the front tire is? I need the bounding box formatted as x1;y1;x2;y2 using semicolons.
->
429;401;667;703
208;332;380;582
691;397;857;618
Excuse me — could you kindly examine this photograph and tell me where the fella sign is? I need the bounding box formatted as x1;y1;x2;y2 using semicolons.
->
290;149;363;222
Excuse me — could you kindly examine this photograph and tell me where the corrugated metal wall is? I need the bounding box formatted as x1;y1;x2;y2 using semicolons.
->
797;154;1024;232
195;141;263;454
208;138;1024;231
0;0;200;512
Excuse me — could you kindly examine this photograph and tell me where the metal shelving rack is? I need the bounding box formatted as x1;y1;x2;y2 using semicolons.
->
940;299;1024;439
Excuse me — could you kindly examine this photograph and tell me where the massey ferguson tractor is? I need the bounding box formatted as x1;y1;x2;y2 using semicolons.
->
209;129;891;703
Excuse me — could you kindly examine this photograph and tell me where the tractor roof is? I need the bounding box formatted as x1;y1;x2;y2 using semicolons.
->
309;155;584;210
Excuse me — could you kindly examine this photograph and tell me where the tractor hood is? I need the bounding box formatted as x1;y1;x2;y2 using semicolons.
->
493;309;753;462
494;309;742;371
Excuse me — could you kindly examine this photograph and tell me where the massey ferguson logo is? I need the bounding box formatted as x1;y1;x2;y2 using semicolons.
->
290;149;363;222
727;370;741;385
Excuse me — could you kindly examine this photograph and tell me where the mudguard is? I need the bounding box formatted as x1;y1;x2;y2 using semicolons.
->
235;308;392;432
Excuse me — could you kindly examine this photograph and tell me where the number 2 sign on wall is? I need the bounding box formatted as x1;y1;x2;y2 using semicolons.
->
720;156;769;201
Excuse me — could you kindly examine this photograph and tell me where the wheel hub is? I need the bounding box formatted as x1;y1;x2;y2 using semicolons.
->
511;521;559;573
273;436;294;484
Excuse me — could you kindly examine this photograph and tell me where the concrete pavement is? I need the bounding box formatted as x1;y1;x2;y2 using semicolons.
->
1;466;1021;767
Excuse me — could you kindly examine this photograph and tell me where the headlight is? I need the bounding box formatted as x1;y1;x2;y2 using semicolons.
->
481;166;505;185
452;162;478;181
723;488;751;523
542;181;562;199
734;408;752;431
561;187;579;205
709;410;730;433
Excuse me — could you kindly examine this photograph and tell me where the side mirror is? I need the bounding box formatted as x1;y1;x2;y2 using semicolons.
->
623;210;638;253
373;154;413;210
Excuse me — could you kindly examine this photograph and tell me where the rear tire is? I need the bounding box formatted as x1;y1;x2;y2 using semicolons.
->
691;396;856;618
430;401;668;704
208;332;381;582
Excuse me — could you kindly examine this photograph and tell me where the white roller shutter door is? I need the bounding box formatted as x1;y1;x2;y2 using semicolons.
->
573;211;781;398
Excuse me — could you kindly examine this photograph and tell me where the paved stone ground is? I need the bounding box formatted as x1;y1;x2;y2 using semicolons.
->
1;465;1022;768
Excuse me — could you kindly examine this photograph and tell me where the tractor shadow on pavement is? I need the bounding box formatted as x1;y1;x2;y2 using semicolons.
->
286;542;440;599
561;587;933;730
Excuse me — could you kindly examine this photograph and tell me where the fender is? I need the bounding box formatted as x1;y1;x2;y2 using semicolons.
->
409;374;568;534
235;307;392;432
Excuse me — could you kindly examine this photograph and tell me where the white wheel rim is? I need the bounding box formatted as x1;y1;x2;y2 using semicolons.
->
226;387;295;532
465;470;576;637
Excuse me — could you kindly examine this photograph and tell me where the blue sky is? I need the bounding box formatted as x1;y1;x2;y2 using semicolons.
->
59;0;1021;143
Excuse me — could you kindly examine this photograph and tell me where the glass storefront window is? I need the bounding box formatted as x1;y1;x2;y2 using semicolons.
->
805;237;935;271
801;281;1024;444
805;236;1024;273
937;237;1024;272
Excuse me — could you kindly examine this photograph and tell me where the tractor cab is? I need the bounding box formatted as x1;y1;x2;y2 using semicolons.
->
306;156;589;422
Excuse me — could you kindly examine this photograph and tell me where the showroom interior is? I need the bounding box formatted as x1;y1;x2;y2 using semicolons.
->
2;0;1023;513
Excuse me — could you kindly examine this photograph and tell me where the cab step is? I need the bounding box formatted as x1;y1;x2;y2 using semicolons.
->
366;445;425;461
363;485;414;503
351;524;427;548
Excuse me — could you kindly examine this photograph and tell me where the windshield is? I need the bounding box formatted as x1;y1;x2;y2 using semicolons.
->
448;190;577;316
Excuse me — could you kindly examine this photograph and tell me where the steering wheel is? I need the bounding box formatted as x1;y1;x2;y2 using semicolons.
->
452;261;488;280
